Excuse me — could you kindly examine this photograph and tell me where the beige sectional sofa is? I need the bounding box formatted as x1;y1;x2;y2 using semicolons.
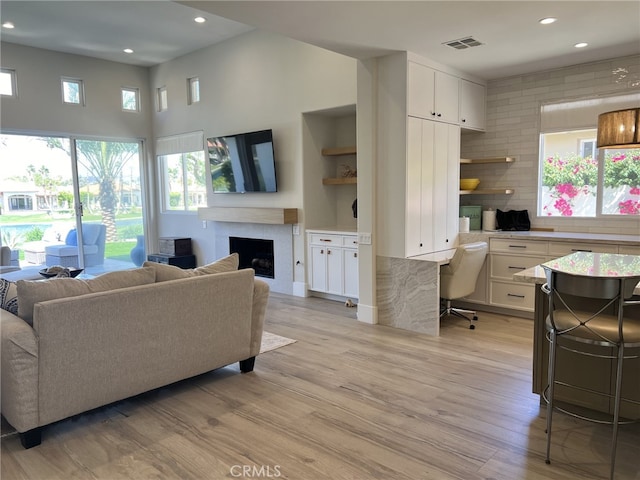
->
0;255;269;449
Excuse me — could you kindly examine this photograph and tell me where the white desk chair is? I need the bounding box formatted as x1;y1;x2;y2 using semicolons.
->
439;241;488;329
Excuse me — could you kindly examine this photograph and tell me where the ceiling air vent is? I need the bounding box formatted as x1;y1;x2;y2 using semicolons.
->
443;37;483;50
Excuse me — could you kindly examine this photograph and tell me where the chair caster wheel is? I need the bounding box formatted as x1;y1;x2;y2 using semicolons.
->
469;324;475;330
472;315;478;321
545;459;550;465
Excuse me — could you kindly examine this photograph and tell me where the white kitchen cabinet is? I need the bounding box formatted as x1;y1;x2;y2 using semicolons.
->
343;247;359;298
307;231;358;299
459;79;486;131
408;61;459;124
488;238;548;312
547;241;618;257
406;117;460;256
620;245;640;255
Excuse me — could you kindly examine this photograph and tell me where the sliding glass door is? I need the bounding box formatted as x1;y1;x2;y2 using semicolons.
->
0;133;145;274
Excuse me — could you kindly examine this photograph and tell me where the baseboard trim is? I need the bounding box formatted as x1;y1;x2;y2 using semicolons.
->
356;303;377;324
292;281;307;297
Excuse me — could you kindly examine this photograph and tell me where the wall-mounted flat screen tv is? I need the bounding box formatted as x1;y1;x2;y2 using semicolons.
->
207;129;277;193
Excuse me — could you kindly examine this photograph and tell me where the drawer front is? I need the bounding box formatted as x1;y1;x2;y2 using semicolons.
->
309;234;342;246
490;254;547;280
548;241;618;256
490;238;548;255
619;245;640;255
490;281;536;311
341;235;359;247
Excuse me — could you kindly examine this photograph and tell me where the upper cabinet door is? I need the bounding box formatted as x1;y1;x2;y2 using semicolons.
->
433;71;459;124
407;61;459;125
459;79;486;131
408;61;435;120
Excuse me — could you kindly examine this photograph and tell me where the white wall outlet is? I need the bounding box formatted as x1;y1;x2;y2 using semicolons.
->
358;232;372;245
293;224;300;235
202;220;207;229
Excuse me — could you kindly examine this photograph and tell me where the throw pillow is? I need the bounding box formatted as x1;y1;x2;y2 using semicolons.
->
65;229;78;246
17;266;156;326
0;278;18;315
143;252;239;282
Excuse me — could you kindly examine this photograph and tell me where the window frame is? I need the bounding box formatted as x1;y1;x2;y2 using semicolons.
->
157;86;168;112
187;77;200;105
538;129;640;218
61;77;85;106
158;150;207;213
0;68;17;97
121;86;140;112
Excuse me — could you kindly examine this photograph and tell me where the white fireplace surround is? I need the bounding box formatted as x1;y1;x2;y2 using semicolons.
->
214;222;294;295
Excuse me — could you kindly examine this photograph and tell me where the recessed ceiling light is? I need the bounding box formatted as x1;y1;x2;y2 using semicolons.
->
194;16;206;23
2;21;15;29
123;48;134;54
539;17;557;25
574;42;588;48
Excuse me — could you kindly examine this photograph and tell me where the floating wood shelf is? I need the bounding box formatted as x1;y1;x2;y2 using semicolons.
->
198;207;298;224
460;157;515;164
321;146;357;156
322;177;357;185
460;188;515;195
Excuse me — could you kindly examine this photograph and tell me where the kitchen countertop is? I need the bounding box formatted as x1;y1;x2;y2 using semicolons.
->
461;230;640;245
306;226;357;234
514;254;640;295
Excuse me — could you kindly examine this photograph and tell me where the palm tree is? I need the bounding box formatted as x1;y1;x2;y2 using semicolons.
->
45;139;139;241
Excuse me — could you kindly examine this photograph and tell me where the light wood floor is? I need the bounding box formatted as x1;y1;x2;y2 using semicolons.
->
2;294;639;480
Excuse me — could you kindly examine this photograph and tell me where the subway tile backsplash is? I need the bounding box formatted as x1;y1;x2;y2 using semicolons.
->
461;54;640;235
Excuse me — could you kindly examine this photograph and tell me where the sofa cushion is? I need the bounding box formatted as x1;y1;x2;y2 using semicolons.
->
143;252;239;282
17;267;156;326
0;278;19;315
81;224;101;246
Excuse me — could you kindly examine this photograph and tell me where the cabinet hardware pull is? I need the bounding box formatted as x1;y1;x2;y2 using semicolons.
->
507;293;526;298
571;249;592;252
320;249;324;254
327;250;331;254
508;266;526;270
437;113;442;117
354;253;358;258
320;239;332;242
508;245;527;248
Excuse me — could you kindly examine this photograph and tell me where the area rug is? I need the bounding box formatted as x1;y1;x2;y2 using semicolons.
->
260;331;296;354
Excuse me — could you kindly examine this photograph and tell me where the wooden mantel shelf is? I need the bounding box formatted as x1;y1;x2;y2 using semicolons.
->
198;207;298;225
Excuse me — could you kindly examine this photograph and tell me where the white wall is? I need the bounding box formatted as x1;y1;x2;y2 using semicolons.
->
149;30;357;283
1;42;152;140
461;54;640;235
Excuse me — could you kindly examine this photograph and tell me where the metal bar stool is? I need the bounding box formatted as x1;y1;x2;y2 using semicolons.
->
541;264;640;480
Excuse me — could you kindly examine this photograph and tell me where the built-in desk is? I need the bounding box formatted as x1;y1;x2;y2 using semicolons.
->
514;253;640;419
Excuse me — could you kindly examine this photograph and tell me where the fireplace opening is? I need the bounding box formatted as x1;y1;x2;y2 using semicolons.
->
229;237;275;279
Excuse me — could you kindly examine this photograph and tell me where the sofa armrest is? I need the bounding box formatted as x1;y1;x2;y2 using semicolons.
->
1;311;39;433
249;279;270;357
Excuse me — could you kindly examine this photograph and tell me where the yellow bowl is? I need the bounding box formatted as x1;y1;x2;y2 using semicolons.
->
460;178;480;190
